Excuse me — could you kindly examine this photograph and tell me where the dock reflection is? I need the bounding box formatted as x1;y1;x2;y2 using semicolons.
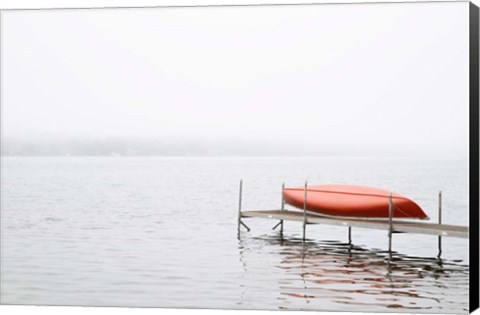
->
237;235;469;312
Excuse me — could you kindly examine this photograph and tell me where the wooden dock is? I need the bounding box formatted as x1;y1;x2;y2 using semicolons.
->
236;180;469;256
241;210;469;239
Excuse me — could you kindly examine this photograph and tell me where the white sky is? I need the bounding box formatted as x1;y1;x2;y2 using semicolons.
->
1;2;470;157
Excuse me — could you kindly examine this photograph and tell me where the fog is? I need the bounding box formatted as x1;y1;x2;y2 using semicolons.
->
1;2;470;157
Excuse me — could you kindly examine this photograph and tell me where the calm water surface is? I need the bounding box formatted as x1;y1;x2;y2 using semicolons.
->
0;157;469;313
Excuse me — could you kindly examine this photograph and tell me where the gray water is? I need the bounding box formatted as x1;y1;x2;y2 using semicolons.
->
0;157;470;313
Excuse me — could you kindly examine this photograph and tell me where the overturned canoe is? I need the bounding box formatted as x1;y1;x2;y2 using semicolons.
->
283;184;428;219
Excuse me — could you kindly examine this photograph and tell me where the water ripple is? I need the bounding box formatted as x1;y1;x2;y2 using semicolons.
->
237;235;469;312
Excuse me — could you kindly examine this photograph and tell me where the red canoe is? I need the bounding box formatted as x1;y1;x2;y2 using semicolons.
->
283;184;428;219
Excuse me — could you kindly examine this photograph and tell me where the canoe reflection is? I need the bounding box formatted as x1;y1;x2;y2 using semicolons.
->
238;235;469;312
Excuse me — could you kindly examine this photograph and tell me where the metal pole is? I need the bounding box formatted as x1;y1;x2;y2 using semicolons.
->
388;192;393;254
272;221;282;230
303;181;308;242
237;179;243;236
348;226;352;245
438;190;442;257
240;220;250;232
280;182;285;234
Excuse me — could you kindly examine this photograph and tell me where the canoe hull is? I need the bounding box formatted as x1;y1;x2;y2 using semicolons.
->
283;184;428;219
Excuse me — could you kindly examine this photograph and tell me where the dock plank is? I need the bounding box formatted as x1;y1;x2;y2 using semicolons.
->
241;210;469;238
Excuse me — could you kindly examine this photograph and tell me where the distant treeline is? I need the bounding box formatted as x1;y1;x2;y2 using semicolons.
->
1;137;329;156
1;137;459;158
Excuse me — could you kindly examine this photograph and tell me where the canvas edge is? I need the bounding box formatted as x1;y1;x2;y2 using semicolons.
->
470;1;480;313
0;0;470;11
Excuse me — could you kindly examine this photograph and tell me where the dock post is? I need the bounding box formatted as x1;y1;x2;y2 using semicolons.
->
388;192;393;255
348;226;352;245
237;179;243;236
237;179;250;236
280;182;285;234
272;182;286;232
303;181;308;242
438;191;442;257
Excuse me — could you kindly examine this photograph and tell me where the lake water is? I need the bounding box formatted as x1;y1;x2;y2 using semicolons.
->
0;157;470;313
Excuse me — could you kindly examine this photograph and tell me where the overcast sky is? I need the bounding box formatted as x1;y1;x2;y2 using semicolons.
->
1;2;470;157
